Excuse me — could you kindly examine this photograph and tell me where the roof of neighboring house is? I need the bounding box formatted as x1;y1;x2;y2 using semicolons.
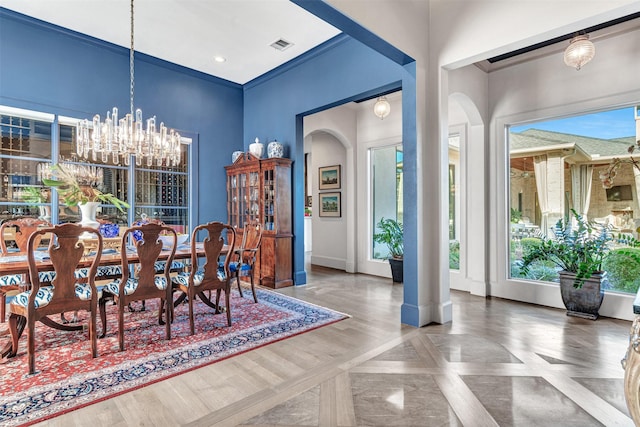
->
510;129;633;158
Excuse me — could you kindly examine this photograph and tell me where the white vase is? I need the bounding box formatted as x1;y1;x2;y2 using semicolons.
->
249;138;264;158
38;206;51;221
78;202;101;230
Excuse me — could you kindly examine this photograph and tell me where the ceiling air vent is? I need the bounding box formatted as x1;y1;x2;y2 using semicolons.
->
270;38;294;51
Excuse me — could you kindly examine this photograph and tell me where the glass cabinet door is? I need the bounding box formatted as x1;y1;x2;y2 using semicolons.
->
263;168;275;231
228;174;239;228
248;171;260;224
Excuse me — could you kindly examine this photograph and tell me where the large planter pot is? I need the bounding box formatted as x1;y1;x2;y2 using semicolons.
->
389;258;403;283
558;270;605;320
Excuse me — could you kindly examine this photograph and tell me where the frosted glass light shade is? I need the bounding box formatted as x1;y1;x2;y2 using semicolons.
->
374;96;391;120
564;35;595;71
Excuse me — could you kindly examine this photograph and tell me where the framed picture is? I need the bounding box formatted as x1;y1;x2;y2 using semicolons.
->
319;192;341;217
319;165;341;190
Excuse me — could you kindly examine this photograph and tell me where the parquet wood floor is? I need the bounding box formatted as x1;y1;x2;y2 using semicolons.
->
35;265;634;426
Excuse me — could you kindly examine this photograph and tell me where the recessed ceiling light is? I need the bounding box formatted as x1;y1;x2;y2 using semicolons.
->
214;56;226;63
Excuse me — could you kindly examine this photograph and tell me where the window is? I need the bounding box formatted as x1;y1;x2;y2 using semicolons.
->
371;145;403;260
508;105;639;294
0;106;192;232
448;134;460;270
0;110;53;219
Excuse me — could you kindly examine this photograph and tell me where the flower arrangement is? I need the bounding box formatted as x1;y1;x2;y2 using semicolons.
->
42;164;129;213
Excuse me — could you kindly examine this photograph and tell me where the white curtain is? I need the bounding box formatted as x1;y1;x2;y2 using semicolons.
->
533;155;549;235
571;164;593;218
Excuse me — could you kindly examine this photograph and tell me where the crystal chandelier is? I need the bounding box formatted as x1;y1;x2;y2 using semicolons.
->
75;0;181;167
373;96;391;120
563;34;595;71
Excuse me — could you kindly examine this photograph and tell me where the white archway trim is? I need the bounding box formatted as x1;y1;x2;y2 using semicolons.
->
448;91;488;297
303;125;356;273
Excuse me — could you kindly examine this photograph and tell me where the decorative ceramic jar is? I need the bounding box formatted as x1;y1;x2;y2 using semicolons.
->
132;213;151;241
267;140;284;158
78;202;101;230
232;151;243;163
249;137;264;158
99;222;120;238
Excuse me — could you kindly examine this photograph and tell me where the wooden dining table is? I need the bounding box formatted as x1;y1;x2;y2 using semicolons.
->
0;242;208;276
0;241;226;358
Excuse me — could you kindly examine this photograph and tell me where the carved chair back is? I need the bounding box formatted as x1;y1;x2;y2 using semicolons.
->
190;221;235;288
0;217;51;255
120;223;177;300
26;223;103;317
174;221;235;333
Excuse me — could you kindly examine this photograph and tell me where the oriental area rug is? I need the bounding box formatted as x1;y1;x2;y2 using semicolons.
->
0;288;348;426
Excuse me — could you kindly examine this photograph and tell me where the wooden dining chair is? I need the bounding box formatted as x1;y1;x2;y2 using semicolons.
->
99;223;177;351
6;223;103;374
171;222;236;335
230;220;263;303
0;217;51;323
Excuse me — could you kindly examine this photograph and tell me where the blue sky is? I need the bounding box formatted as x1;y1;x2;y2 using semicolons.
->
510;106;636;139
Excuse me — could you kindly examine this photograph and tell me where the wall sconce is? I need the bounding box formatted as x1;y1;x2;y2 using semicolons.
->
373;96;391;120
563;34;595;71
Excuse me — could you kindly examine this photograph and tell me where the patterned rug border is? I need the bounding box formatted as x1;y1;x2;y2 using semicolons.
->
0;288;349;427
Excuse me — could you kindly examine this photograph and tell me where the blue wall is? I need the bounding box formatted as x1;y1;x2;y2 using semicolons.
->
0;8;244;224
243;35;414;286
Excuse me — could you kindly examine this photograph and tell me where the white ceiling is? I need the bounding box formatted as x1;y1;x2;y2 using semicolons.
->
0;0;341;85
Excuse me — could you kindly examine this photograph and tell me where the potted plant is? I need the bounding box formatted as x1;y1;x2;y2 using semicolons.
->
521;209;640;320
373;217;403;282
42;164;129;227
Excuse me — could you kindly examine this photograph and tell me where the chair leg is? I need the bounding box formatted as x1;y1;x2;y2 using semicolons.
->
188;290;195;336
215;289;222;314
27;317;35;374
98;297;108;338
89;306;97;358
8;313;22;358
0;291;5;323
118;301;125;352
249;269;258;303
164;298;171;341
158;299;165;325
236;271;243;297
225;288;232;327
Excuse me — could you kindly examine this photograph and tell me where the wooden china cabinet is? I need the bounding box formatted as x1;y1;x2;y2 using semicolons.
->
225;153;293;288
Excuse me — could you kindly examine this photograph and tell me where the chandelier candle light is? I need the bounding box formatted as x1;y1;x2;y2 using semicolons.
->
75;0;181;167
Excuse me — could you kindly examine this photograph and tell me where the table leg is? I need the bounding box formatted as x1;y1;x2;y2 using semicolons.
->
1;315;25;358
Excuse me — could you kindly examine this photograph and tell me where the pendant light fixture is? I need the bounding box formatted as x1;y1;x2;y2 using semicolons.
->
563;34;595;71
75;0;181;167
373;96;391;120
